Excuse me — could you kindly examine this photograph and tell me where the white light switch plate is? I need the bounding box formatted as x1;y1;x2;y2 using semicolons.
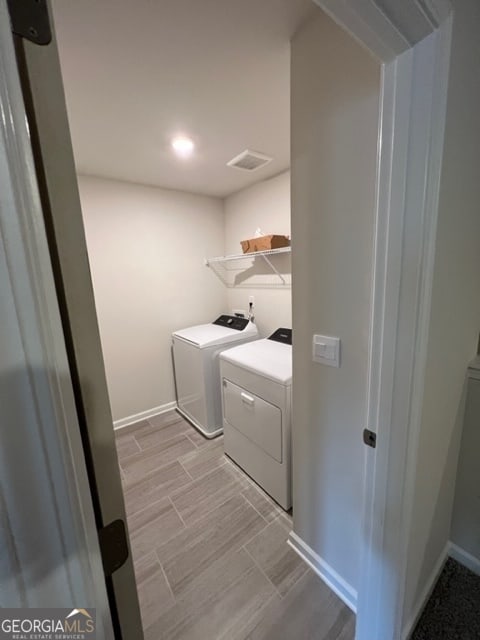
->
312;334;341;367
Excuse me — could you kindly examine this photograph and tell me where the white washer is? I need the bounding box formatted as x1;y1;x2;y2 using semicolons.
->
220;328;292;509
172;315;258;438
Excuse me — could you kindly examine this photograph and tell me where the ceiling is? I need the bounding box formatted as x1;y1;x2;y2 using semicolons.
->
51;0;316;198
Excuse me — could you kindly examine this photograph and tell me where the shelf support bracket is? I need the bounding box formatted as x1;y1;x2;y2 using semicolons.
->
261;254;286;284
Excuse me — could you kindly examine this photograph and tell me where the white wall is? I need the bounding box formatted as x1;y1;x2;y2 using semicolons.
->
224;171;291;337
403;0;480;625
78;175;226;422
290;9;379;594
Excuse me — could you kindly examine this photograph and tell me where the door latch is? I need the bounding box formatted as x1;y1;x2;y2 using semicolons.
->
363;429;377;449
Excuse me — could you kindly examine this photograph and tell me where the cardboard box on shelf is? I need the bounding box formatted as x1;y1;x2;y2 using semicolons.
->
240;234;290;254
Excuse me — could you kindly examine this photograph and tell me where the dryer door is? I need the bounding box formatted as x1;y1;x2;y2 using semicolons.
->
223;379;283;462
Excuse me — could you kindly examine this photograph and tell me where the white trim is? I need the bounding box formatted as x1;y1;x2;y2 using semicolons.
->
394;15;453;638
401;541;450;640
355;50;411;640
449;543;480;577
317;0;411;61
357;19;453;640
317;0;451;62
287;531;357;613
113;401;177;430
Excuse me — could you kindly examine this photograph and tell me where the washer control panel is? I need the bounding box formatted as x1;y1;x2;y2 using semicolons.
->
213;315;249;331
269;328;292;345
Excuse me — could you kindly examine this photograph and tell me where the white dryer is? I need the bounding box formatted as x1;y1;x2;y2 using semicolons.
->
220;328;292;509
172;315;258;438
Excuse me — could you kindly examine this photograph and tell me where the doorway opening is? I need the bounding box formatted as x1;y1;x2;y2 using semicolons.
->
48;1;382;637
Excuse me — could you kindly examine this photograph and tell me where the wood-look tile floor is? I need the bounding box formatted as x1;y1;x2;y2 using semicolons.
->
116;410;355;640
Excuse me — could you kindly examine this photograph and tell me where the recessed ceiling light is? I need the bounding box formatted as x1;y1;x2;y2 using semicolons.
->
171;136;195;157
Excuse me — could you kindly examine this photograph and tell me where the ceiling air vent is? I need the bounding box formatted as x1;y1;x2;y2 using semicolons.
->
227;149;272;172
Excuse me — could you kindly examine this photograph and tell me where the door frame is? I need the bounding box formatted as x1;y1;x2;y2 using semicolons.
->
315;2;453;639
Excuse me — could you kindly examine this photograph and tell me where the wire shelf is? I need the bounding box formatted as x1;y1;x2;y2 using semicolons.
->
205;247;291;288
205;246;291;264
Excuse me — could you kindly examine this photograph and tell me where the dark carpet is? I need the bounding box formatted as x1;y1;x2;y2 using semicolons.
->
412;558;480;640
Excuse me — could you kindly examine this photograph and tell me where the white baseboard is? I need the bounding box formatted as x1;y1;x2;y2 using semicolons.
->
287;531;357;613
113;401;177;430
449;542;480;576
401;541;450;640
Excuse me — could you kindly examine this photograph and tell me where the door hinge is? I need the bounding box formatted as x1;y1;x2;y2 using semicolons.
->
363;428;377;449
7;0;52;46
98;519;129;577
